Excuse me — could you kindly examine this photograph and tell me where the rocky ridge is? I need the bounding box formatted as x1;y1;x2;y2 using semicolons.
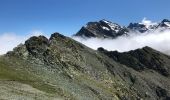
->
0;31;170;100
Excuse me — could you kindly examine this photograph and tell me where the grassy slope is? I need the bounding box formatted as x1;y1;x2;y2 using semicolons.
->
0;56;64;99
0;55;120;100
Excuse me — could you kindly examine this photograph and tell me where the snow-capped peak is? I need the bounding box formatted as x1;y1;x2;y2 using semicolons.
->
75;18;170;39
161;19;170;27
101;19;122;32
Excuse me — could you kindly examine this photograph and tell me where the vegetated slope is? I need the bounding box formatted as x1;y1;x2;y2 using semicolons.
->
0;33;170;100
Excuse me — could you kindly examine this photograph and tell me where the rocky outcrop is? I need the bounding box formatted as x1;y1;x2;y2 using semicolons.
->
25;36;49;56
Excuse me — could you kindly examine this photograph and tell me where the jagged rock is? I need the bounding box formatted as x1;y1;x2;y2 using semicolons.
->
127;23;148;33
6;43;29;58
50;32;66;40
25;35;49;56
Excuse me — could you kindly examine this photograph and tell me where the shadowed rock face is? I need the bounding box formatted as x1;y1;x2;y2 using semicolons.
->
127;23;148;33
157;19;170;29
25;36;49;56
1;32;170;100
98;46;170;76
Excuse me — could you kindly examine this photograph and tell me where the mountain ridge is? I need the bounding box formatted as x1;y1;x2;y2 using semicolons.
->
98;46;170;76
74;19;170;38
0;32;170;99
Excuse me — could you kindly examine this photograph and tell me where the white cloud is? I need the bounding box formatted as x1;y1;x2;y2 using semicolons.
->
0;30;44;55
73;29;170;55
140;17;157;28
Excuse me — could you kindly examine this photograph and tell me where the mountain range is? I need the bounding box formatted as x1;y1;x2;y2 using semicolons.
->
74;19;170;38
0;19;170;100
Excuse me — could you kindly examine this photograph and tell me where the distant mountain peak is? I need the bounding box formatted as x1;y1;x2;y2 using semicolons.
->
159;19;170;28
74;19;128;38
74;19;170;38
127;22;148;33
162;19;170;23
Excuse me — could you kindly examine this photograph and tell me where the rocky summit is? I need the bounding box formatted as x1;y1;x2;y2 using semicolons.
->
74;19;170;38
0;32;170;100
74;19;129;38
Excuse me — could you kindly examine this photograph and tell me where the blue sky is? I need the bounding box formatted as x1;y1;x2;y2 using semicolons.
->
0;0;170;36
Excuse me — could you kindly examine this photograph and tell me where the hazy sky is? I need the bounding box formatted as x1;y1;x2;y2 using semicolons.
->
0;0;170;36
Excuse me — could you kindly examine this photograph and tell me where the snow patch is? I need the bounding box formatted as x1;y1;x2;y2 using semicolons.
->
102;20;121;32
164;22;170;27
102;26;110;31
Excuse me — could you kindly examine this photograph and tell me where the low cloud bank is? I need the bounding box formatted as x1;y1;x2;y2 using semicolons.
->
1;30;170;55
0;31;44;55
73;30;170;55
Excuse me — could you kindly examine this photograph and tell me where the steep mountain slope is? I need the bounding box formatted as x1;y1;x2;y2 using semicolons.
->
74;19;128;38
98;46;170;100
98;46;170;76
158;19;170;28
74;19;170;38
0;33;170;100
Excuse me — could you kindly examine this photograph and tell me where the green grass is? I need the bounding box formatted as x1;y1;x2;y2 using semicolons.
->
0;57;58;94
